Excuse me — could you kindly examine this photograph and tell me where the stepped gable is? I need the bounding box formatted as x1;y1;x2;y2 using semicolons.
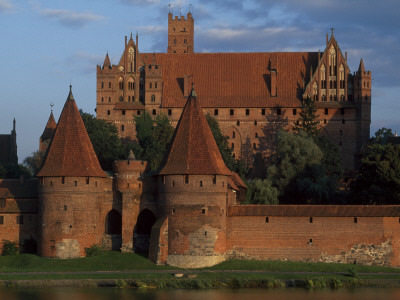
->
37;86;106;178
141;52;319;108
40;111;57;141
158;86;231;176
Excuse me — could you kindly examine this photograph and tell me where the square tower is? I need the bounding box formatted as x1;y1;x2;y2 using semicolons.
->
167;12;194;54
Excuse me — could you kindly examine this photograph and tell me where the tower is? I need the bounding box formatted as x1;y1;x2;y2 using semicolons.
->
167;12;194;54
148;86;232;267
354;58;372;168
39;111;57;153
37;86;110;258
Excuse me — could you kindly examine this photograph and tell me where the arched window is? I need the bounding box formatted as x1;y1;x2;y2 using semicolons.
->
121;125;125;132
329;46;336;76
232;131;235;138
151;95;155;102
119;77;124;90
321;65;326;89
101;82;104;89
339;65;345;89
149;82;152;89
313;82;318;101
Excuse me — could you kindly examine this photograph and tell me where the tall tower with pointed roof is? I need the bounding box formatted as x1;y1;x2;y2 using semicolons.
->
147;86;231;267
39;111;57;153
37;86;112;258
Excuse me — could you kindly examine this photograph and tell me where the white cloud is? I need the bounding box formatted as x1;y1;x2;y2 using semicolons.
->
0;0;13;13
40;8;105;28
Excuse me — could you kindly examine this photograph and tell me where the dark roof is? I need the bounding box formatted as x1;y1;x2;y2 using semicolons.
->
228;205;400;217
40;111;57;141
114;102;145;110
0;179;38;199
37;87;106;178
141;52;319;108
158;88;232;175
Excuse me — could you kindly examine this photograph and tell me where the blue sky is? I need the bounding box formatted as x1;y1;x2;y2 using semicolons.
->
1;0;399;162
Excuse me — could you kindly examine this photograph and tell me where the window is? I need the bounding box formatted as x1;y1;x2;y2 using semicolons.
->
151;95;155;102
184;39;186;44
109;82;111;88
107;110;110;115
152;109;156;115
185;175;189;184
122;110;126;115
293;109;297;115
168;109;172;116
277;108;281;115
74;181;77;187
231;143;234;150
324;119;327;124
200;181;203;187
230;109;234;116
101;82;104;89
0;216;3;224
246;109;250;115
64;205;67;211
255;132;258;138
232;131;235;138
261;109;265;115
109;97;111;102
354;217;358;223
62;177;65;184
339;130;343;136
254;120;257;126
214;109;218;116
149;82;152;89
173;39;176;44
137;110;141;115
265;217;269;223
236;120;240;126
309;217;313;223
101;97;104;102
172;208;175;214
324;108;328;115
121;125;125;132
155;82;157;89
213;175;216;184
86;177;89;184
202;208;206;214
253;143;256;150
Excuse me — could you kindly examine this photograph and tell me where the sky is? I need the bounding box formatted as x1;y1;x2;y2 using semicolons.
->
0;0;399;163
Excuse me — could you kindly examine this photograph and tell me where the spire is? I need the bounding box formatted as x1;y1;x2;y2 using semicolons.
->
40;110;57;141
12;118;15;132
358;58;365;72
37;87;106;178
103;52;111;69
158;84;231;176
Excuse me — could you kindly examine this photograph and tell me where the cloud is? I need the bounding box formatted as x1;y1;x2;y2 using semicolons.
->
120;0;160;5
0;0;13;13
40;8;105;28
66;51;105;74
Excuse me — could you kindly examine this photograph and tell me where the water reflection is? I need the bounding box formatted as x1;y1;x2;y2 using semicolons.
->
1;288;400;300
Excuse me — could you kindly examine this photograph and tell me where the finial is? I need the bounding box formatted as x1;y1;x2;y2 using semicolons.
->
69;84;72;92
13;118;15;131
189;3;192;13
50;102;54;113
330;27;334;36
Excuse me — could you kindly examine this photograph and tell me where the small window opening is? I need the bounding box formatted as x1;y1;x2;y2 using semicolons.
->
293;109;297;115
86;177;89;184
202;209;206;214
172;208;175;214
324;108;328;115
107;110;110;115
265;217;269;223
172;181;175;187
204;231;207;236
277;108;281;115
309;238;313;243
152;109;156;115
254;120;257;126
122;110;126;115
168;109;172;116
213;176;216;184
236;120;240;126
309;217;313;223
64;205;67;211
62;177;65;184
74;181;77;187
0;216;4;225
232;131;235;138
185;175;189;184
354;217;358;223
230;109;234;115
246;109;250;115
261;108;265;115
214;109;218;116
200;181;203;187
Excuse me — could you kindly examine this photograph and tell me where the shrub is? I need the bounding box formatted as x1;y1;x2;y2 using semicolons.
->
1;240;19;256
84;244;104;257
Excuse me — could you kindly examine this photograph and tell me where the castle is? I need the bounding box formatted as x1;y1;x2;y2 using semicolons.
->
1;13;398;269
96;12;371;171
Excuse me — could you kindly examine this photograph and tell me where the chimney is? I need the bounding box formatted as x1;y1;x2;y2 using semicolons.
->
183;75;192;97
270;55;277;97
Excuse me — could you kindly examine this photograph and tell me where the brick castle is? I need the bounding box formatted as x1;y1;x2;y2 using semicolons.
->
96;12;371;171
1;13;398;268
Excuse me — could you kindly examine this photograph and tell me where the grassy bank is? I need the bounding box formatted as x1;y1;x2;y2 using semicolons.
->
0;252;400;288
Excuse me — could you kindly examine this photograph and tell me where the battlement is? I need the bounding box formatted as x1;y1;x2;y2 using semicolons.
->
168;12;193;22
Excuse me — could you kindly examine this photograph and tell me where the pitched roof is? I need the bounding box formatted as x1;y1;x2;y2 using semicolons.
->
0;179;38;199
158;87;232;176
103;53;111;69
40;111;57;141
37;86;106;178
141;52;319;108
358;58;365;72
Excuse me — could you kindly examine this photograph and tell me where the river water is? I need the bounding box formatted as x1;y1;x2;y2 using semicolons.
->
1;288;399;300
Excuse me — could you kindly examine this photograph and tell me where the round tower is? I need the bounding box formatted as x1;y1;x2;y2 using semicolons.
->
149;87;232;268
37;86;109;258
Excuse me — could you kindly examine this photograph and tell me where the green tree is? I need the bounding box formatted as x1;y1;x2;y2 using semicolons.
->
134;111;174;171
350;143;400;204
205;114;249;178
23;150;46;176
80;111;125;171
371;127;395;145
313;135;342;178
293;95;320;136
245;178;279;204
268;131;323;194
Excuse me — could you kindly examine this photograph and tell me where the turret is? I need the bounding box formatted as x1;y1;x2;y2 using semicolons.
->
167;12;194;54
148;85;231;268
39;111;57;152
37;86;110;258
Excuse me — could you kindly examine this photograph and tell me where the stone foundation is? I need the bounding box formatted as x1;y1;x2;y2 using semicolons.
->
56;239;80;259
167;254;226;268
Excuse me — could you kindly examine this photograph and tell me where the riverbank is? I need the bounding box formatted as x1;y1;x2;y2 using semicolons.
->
1;252;400;289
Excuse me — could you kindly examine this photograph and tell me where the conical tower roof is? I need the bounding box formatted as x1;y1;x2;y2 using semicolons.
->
158;86;231;176
103;53;111;68
40;111;57;141
37;86;106;178
358;58;365;72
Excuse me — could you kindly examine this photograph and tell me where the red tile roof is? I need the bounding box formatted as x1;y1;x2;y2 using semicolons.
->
228;205;400;217
37;87;106;178
114;102;145;110
0;179;38;199
40;111;57;141
158;87;232;175
141;52;318;108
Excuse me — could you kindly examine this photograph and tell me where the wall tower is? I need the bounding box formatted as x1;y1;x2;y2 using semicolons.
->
167;12;194;54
